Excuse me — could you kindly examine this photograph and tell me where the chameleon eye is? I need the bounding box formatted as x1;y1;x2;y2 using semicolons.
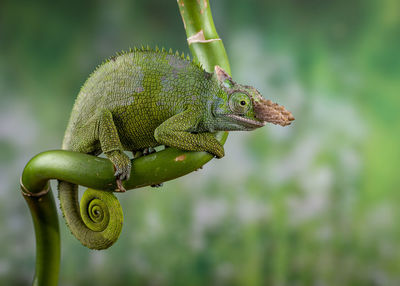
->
229;92;251;114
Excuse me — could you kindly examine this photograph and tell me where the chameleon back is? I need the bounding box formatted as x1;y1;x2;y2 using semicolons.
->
63;49;215;152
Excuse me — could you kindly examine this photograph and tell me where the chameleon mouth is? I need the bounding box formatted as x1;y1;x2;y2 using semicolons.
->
225;114;266;128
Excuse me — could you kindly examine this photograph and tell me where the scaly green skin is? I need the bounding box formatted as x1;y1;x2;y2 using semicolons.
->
59;47;294;250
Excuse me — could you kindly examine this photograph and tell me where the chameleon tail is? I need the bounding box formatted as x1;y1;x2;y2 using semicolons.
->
58;181;123;250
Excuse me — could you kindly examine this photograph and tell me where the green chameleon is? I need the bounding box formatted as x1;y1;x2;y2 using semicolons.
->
58;47;294;250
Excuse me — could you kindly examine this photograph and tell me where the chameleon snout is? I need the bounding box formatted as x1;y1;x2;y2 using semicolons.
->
253;98;295;127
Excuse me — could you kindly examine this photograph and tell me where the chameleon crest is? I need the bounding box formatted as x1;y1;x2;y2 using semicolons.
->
58;47;294;249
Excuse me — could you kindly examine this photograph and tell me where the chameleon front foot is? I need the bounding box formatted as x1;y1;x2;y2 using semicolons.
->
105;150;131;192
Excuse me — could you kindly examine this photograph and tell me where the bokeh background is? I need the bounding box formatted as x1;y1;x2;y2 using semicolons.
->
1;0;399;285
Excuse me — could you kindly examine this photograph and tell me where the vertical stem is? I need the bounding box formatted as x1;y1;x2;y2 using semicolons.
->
23;189;60;286
178;0;231;74
178;0;231;143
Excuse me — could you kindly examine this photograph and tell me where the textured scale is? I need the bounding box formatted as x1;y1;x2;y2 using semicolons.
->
63;49;213;153
58;48;294;249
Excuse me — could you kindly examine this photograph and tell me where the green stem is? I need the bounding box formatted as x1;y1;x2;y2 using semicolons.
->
22;0;231;285
23;192;60;286
178;0;231;74
178;0;230;152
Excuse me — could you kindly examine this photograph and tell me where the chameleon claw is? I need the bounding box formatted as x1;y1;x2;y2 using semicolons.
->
151;183;163;188
134;147;155;158
143;147;156;156
112;160;130;192
114;168;130;181
116;179;126;192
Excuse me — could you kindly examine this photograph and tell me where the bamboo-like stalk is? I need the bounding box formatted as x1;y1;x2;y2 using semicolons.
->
23;192;60;286
177;0;230;149
178;0;231;73
21;0;231;285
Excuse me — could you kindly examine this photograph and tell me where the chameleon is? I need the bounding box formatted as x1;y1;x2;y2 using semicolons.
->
58;47;294;250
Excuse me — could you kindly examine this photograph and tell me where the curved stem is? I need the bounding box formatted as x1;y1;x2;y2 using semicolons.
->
22;0;231;285
21;136;225;195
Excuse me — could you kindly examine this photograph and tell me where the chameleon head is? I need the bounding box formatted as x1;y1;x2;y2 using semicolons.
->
212;65;295;131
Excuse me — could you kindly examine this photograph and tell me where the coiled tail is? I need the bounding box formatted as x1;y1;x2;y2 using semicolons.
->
58;181;123;250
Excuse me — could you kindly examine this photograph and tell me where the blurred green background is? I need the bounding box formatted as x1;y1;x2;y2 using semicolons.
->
1;0;399;285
